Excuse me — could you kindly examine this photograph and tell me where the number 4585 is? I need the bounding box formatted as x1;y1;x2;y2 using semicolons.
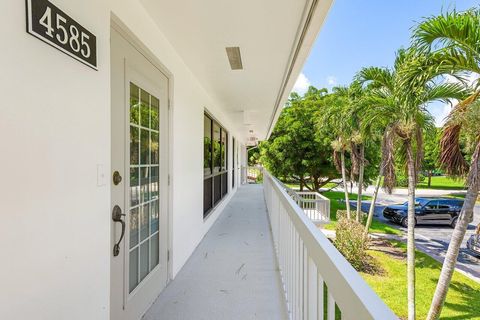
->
39;7;91;58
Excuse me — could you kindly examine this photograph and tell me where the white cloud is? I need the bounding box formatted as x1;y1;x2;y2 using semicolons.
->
292;73;311;95
327;75;337;86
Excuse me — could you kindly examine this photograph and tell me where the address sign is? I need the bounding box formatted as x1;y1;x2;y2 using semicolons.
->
26;0;97;70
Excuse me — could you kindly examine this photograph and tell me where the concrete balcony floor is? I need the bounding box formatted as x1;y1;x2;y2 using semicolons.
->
143;184;288;320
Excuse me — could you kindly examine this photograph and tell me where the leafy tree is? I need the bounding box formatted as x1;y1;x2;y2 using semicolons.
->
260;88;337;191
412;8;480;319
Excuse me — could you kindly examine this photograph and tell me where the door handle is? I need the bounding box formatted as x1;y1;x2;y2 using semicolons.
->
112;205;126;257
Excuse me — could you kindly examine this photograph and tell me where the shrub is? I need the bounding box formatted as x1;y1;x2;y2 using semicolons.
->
336;210;367;224
334;217;369;271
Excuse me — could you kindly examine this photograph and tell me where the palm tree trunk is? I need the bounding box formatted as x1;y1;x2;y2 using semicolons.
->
406;141;416;320
364;167;382;238
356;144;365;222
426;143;480;320
341;150;351;219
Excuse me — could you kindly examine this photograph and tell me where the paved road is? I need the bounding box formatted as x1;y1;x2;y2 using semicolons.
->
348;187;480;281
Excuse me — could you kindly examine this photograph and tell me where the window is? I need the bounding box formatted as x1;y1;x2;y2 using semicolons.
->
203;114;229;217
232;138;235;188
424;201;438;210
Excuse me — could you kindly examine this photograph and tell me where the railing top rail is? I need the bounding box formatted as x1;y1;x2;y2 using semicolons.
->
264;171;397;320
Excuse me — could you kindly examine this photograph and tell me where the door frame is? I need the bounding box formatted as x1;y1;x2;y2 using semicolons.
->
111;15;174;285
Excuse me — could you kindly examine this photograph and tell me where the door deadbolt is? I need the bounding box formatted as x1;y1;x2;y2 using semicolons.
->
113;171;122;185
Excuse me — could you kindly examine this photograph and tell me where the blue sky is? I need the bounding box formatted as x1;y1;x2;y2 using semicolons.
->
293;0;478;126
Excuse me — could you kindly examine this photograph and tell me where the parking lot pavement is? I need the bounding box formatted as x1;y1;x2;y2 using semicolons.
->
350;196;480;281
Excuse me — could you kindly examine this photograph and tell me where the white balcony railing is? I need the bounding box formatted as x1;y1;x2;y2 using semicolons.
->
263;170;397;320
286;189;330;224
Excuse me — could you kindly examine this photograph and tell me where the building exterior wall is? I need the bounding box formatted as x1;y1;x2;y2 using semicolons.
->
0;0;242;319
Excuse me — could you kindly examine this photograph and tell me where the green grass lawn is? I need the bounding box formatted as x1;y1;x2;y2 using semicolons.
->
322;191;401;235
361;241;480;319
415;176;466;190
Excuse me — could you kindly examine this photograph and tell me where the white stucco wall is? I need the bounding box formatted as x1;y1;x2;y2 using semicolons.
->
0;0;243;319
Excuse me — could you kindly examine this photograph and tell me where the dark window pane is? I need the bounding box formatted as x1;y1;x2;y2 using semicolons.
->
213;123;221;174
221;130;227;171
204;177;213;216
232;138;235;188
204;116;212;176
214;175;221;205
221;172;228;197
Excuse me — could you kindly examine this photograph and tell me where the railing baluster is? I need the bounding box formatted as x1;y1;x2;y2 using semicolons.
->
328;290;335;320
317;272;324;320
262;169;397;320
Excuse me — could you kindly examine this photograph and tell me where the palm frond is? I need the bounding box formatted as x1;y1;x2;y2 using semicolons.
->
412;8;480;57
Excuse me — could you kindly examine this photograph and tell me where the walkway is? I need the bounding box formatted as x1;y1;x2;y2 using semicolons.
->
143;184;288;320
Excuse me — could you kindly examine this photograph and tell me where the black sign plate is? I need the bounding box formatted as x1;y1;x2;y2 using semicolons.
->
26;0;97;70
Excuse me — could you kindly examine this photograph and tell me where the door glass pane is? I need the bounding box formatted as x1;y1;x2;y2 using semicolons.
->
140;89;150;128
140;129;150;165
128;82;161;294
140;204;149;241
140;167;150;203
130;126;139;165
130;208;139;249
150;233;159;271
140;241;149;281
150;96;159;130
151;132;159;165
150;200;159;234
150;166;159;200
130;168;139;207
129;248;139;293
130;84;140;125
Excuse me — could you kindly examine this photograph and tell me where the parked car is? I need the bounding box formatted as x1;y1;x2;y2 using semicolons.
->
466;234;480;257
383;197;464;228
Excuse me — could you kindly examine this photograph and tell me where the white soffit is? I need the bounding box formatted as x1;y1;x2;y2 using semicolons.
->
140;0;333;141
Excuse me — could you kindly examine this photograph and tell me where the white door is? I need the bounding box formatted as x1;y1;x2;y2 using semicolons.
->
110;27;169;320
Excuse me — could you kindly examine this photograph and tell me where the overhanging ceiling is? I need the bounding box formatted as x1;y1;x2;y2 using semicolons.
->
140;0;333;142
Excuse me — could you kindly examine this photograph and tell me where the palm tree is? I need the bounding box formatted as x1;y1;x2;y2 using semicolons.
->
318;92;353;219
357;49;467;319
411;9;480;319
333;82;366;222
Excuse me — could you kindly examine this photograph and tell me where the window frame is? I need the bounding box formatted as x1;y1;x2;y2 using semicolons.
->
203;113;229;219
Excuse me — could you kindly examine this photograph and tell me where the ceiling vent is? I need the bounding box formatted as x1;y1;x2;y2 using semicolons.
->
226;47;243;70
